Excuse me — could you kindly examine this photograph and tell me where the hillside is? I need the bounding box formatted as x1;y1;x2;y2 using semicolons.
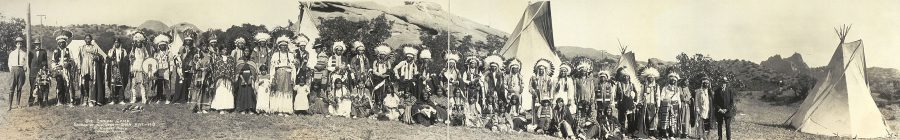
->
306;1;508;47
138;20;169;32
760;53;810;75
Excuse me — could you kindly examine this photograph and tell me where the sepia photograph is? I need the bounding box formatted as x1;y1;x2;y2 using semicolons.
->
1;0;899;139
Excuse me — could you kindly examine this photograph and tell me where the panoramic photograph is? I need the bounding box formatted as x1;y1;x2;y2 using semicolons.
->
1;0;899;139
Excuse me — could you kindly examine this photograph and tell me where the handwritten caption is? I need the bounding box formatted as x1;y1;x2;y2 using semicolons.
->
74;119;161;133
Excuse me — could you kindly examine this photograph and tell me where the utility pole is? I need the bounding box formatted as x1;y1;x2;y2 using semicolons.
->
37;15;46;26
25;2;32;87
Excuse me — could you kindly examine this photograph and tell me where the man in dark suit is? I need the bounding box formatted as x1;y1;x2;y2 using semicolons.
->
28;40;49;107
713;77;735;140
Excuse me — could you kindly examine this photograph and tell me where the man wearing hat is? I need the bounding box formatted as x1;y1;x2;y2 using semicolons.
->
8;37;28;110
79;34;107;106
129;31;150;104
28;38;49;107
713;76;735;140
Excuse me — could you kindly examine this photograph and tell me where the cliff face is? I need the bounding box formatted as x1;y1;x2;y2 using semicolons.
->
760;53;811;74
305;1;508;47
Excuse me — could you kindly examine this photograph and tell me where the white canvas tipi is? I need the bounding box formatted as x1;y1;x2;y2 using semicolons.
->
785;26;891;138
499;1;561;99
296;2;320;68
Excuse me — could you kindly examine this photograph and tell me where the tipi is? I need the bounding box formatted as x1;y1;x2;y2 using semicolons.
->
614;43;644;94
499;1;561;98
784;25;891;138
296;1;321;68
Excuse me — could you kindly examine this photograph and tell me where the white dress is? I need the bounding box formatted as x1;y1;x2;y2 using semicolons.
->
293;85;310;111
255;79;272;111
211;79;234;110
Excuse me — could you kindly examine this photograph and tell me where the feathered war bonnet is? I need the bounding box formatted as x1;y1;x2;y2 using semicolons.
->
154;34;171;45
332;41;347;53
445;52;460;64
375;44;391;56
575;58;593;72
558;62;572;76
640;67;660;78
352;41;365;52
402;45;418;56
506;58;522;74
483;55;503;69
419;48;432;59
55;30;73;43
255;32;271;42
534;58;554;76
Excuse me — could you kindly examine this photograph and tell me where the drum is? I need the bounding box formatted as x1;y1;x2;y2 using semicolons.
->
142;58;159;78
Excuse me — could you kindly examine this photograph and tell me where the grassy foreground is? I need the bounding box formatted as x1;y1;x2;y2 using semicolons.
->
1;72;898;139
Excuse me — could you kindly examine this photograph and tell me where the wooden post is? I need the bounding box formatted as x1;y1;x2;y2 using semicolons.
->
25;3;32;82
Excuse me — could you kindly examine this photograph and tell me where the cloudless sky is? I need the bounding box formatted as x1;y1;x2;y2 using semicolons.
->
450;0;900;70
2;0;899;69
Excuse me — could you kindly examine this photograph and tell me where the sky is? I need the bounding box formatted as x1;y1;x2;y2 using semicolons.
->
2;0;899;69
450;0;900;70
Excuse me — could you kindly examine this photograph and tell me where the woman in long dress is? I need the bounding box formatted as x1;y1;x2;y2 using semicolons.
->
210;42;237;114
269;35;295;116
235;52;257;114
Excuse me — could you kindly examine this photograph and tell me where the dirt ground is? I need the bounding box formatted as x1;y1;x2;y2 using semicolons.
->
0;72;898;139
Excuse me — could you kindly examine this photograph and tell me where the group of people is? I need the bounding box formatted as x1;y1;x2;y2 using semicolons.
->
7;29;736;140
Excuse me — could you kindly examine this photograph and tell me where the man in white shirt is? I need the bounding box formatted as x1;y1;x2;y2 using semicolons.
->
8;37;28;110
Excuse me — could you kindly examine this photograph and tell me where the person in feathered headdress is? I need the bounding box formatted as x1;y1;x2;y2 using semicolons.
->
231;37;248;62
267;34;296;115
461;55;482;109
658;71;683;138
572;59;598;128
531;59;554;102
50;30;75;106
416;48;435;101
252;31;271;67
393;45;418;95
327;41;348;76
504;58;525;115
555;62;578;116
151;34;175;104
371;44;392;111
346;40;372;118
126;31;149;104
482;54;504;114
442;51;464;123
594;67;616;124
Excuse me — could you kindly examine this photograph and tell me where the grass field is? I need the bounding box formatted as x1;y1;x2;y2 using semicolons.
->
0;72;898;139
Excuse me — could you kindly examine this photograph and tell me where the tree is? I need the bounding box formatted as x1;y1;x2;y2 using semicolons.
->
420;30;449;73
317;14;392;59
